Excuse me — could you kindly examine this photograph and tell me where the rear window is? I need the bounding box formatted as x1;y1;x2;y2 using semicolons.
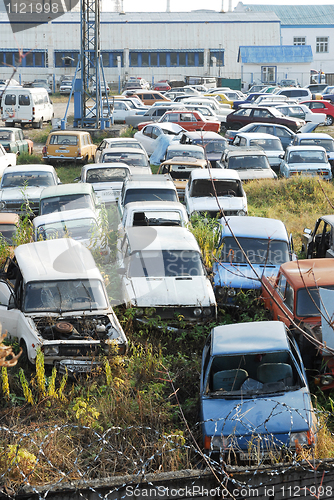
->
124;188;178;205
49;135;78;145
19;95;30;106
4;94;16;105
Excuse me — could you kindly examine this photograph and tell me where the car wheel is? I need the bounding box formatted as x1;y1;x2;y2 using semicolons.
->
37;119;43;129
325;115;334;126
19;340;34;369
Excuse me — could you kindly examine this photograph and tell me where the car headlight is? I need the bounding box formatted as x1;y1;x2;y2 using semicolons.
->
193;307;202;317
237;209;247;216
289;431;312;447
203;307;212;317
321;374;334;386
0;202;5;209
227;288;236;297
43;346;59;356
135;308;144;317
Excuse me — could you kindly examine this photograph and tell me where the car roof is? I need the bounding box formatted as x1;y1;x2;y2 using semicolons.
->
219;216;288;240
48;130;90;136
286;145;327;152
40;183;94;199
161;158;207;167
227;148;267;157
181;131;224;140
124;200;188;213
211;321;289;356
3;164;56;174
279;258;334;289
102;147;147;155
125;174;175;187
295;133;333;140
0;127;18;133
235;132;280;140
81;162;130;174
103;138;142;144
142;122;185;134
33;208;98;227
126;226;200;252
167;144;204;152
15;238;102;283
189;169;241;181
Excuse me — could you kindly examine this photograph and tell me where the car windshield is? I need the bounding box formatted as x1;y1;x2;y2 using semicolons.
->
166;149;205;160
299;139;334;152
288;150;327;163
168;165;202;180
102;152;148;166
128;250;204;277
0;131;12;140
1;171;55;188
49;135;78;145
131;210;183;227
86;167;129;183
124;188;178;205
190;179;243;197
36;217;97;241
296;286;334;317
0;223;17;243
201;139;227;153
220;236;289;265
208;352;301;397
24;279;108;313
249;138;283;151
107;142;141;150
40;194;95;214
228;155;270;170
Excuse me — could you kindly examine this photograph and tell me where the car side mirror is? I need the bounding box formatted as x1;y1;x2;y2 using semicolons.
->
279;154;284;159
8;293;17;310
117;267;126;276
73;176;80;182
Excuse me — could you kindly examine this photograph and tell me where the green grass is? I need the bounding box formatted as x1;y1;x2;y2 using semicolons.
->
55;164;81;184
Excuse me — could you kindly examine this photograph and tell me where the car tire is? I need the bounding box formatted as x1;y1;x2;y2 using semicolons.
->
325;115;334;126
19;340;34;369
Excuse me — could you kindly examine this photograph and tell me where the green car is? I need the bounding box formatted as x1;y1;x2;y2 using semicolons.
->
0;127;33;155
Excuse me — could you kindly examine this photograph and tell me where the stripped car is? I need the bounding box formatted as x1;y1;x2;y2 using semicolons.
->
0;238;127;370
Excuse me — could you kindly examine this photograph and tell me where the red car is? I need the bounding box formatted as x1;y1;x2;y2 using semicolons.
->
138;110;220;133
301;100;334;126
153;82;171;92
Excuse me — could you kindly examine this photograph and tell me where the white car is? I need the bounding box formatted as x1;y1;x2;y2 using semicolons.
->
218;148;277;181
59;80;73;94
111;100;140;123
119;201;189;230
230;132;284;171
117;226;217;324
280;145;332;180
94;138;146;163
184;169;248;217
0;238;127;369
274;104;326;125
100;147;151;173
0;164;60;216
0;143;16;177
134;123;186;156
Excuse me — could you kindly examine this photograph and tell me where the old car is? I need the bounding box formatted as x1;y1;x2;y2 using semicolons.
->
119;201;189;229
152;82;171;92
0;212;19;244
134;123;186;156
0;127;33;155
226;106;305;132
178;131;227;167
292;133;334;172
261;258;334;391
0;165;60;216
139;110;220;133
301;100;334;126
280;145;332;180
229;132;284;171
131;90;171;106
59;79;73;94
165;143;207;162
184;169;247;218
118;174;178;217
0;238;127;370
0;143;16;178
213;216;295;304
39;183;100;216
94;138;146;163
303;215;334;259
218;147;277;180
125;103;184;129
200;321;316;462
99;147;151;173
78;162;130;205
43;130;97;165
117;226;217;324
273;104;325;125
158;157;207;201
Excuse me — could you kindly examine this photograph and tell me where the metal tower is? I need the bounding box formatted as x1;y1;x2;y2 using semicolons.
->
65;0;111;129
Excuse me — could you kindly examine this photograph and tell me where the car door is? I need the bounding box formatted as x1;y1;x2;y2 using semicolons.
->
95;139;107;163
16;129;28;153
307;218;333;259
274;126;294;150
139;125;154;153
180;112;197;131
263;272;293;326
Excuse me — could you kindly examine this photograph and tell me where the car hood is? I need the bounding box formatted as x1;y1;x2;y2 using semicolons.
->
213;262;280;290
286;162;331;170
188;196;246;213
127;275;215;307
0;186;45;200
232;169;276;181
201;388;313;447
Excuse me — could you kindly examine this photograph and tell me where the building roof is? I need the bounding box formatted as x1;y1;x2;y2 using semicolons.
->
235;3;334;26
238;45;313;64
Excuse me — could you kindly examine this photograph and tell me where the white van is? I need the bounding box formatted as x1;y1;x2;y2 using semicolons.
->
1;87;53;128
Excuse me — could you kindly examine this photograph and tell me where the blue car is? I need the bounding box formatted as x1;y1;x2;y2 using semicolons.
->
200;321;316;463
213;216;294;304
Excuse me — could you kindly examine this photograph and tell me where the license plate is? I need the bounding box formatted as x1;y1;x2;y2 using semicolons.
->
56;149;69;153
239;451;275;461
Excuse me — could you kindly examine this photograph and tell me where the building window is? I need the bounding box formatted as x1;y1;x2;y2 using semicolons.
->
55;51;79;68
209;50;224;67
261;66;276;83
316;37;328;53
0;50;46;67
128;51;204;68
293;37;306;45
102;52;123;67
